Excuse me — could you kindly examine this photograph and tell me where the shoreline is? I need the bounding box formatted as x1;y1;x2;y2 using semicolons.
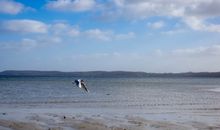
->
1;104;220;130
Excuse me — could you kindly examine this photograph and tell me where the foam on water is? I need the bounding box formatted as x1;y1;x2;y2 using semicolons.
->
208;88;220;92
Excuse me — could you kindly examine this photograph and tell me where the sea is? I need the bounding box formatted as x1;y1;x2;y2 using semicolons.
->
0;77;220;112
1;76;220;114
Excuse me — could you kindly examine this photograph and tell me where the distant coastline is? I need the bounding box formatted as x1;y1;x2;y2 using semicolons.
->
1;70;220;78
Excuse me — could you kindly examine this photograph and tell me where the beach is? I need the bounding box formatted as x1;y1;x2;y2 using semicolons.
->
1;103;220;130
1;77;220;130
1;0;220;129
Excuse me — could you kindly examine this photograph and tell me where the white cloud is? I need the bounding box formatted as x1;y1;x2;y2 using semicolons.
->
97;0;220;33
46;0;96;12
0;38;37;50
84;29;113;41
148;21;165;29
0;20;136;51
51;23;69;34
0;0;24;14
51;23;80;37
154;49;163;56
161;29;186;35
185;0;220;18
103;1;186;20
20;38;37;49
0;35;62;50
109;0;218;18
70;52;146;71
34;35;62;45
113;0;125;7
68;28;80;37
172;45;220;56
49;22;135;41
84;29;135;41
115;32;135;40
184;16;220;32
144;44;220;72
68;48;220;72
1;19;48;33
167;44;220;72
44;0;220;32
50;22;136;41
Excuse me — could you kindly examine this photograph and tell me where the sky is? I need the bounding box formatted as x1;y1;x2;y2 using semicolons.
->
0;0;220;72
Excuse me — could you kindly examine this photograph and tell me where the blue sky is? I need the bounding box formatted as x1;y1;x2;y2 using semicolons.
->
0;0;220;72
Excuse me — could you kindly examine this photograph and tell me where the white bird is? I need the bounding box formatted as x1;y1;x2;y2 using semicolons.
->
73;79;89;92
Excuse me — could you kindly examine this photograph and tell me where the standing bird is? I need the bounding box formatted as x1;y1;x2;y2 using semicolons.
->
73;79;89;92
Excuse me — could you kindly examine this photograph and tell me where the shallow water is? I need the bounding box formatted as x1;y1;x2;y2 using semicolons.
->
0;77;220;114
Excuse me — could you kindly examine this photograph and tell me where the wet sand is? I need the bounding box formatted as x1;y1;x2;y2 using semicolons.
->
1;114;220;130
0;105;220;130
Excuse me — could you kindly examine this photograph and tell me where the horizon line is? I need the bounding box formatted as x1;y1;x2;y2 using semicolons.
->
1;69;220;74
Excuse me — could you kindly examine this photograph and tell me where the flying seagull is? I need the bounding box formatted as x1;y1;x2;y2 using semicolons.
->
73;79;89;92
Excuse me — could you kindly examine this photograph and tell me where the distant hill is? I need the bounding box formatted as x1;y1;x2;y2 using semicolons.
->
0;70;220;78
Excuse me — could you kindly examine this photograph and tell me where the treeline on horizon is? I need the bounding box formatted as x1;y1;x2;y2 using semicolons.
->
1;70;220;78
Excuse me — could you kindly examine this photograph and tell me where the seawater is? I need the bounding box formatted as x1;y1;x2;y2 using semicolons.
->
0;77;220;113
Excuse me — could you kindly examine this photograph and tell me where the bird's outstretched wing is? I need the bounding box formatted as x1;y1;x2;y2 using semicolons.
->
81;81;89;92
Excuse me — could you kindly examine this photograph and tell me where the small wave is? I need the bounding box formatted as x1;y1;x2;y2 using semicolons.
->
208;88;220;92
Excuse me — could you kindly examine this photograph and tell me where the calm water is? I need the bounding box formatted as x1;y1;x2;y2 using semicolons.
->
1;77;220;113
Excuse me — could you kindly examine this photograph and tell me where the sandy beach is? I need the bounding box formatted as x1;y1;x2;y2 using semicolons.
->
0;103;220;130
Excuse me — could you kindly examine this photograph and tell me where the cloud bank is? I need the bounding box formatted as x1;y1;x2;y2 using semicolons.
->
46;0;96;12
1;19;48;33
0;0;24;14
45;0;220;33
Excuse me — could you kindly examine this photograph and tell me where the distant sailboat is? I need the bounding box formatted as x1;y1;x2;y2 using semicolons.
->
73;79;89;92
